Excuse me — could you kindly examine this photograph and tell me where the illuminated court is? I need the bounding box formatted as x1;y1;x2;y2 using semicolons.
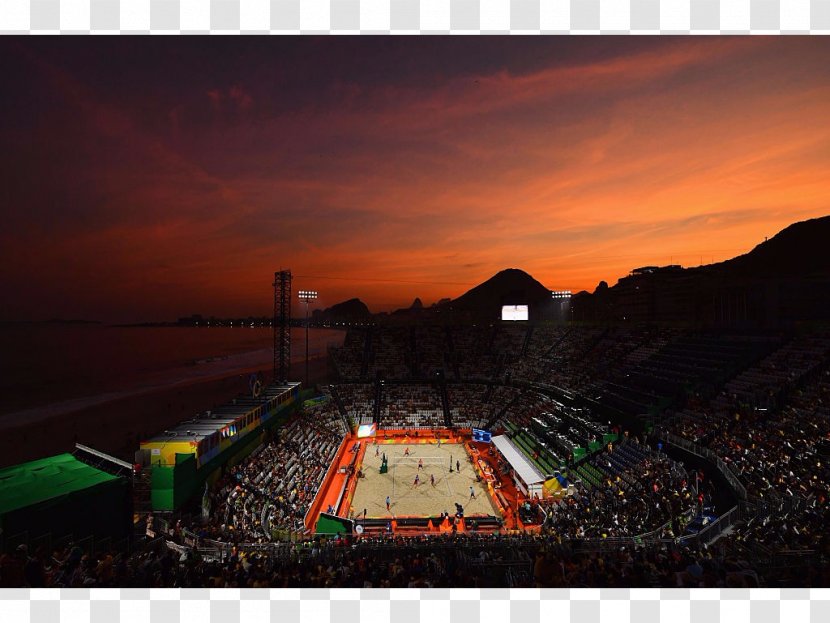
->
351;442;499;518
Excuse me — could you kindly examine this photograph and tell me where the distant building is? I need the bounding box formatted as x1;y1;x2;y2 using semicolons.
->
613;265;695;324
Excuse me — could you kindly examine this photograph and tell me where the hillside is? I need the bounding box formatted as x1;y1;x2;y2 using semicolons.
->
445;268;553;320
312;298;372;323
704;215;830;278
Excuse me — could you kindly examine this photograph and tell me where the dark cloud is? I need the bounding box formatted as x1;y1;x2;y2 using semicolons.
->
0;37;828;321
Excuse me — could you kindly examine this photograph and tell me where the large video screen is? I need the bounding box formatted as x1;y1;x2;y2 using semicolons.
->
501;305;529;321
357;423;377;438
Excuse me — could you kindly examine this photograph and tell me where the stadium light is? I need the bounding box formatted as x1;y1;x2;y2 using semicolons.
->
551;290;572;299
298;290;318;388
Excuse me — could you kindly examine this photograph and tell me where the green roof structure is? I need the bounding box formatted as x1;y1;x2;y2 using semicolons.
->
0;453;119;517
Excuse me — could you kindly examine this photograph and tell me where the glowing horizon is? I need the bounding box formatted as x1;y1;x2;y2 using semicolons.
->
1;37;828;322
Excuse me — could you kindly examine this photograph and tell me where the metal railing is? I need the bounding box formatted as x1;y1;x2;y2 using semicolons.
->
2;527;147;559
654;427;748;500
676;504;740;549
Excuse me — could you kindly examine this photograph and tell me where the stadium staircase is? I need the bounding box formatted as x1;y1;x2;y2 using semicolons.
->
521;326;533;356
133;470;153;517
494;354;507;382
444;327;462;381
328;385;353;432
543;328;571;358
360;327;372;381
373;380;383;424
487;325;497;355
484;394;518;431
439;381;452;427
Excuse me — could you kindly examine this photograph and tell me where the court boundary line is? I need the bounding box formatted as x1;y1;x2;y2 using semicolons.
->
352;441;497;519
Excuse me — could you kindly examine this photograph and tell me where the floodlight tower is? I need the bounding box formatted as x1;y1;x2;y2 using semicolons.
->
298;289;318;388
273;270;292;384
551;290;572;323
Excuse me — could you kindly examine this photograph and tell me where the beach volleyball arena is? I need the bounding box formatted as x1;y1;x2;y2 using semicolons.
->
306;427;531;535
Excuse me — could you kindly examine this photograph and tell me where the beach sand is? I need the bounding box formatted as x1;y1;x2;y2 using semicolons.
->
352;443;498;518
0;356;332;469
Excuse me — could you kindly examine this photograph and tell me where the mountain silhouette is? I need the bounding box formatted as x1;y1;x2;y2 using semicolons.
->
312;298;371;323
703;215;830;278
572;214;830;326
391;297;425;316
447;268;552;320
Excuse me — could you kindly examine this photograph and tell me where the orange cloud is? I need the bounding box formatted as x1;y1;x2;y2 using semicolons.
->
0;38;828;321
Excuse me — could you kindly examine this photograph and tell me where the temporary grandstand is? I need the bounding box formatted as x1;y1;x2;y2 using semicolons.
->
139;382;301;510
4;322;829;588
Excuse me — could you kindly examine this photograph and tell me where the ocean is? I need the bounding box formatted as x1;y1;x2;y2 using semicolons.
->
0;324;344;428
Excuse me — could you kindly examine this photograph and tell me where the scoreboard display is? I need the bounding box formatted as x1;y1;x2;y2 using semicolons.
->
501;305;529;321
472;428;492;443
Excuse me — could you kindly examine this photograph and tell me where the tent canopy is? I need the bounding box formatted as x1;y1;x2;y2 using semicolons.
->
491;435;546;486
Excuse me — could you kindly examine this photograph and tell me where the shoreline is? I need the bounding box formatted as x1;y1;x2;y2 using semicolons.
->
0;348;275;430
0;356;332;469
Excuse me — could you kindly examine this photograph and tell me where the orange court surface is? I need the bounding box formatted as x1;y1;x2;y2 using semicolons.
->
353;442;499;518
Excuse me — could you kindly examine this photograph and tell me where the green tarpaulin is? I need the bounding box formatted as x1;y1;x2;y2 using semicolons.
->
0;453;119;517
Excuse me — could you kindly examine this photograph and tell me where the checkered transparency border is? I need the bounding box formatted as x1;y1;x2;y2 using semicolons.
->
0;1;828;622
0;0;830;32
1;588;830;622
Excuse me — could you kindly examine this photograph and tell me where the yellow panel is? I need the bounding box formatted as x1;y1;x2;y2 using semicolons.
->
141;440;196;465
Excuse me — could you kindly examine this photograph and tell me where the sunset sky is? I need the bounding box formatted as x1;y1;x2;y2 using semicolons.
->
1;37;828;322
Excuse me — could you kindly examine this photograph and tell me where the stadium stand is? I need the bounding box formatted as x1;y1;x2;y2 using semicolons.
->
378;384;444;430
446;383;489;429
5;323;830;588
210;410;345;542
337;383;376;425
555;439;695;538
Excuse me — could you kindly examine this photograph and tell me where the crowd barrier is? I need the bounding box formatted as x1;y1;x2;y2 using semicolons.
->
654;427;748;500
676;504;740;549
